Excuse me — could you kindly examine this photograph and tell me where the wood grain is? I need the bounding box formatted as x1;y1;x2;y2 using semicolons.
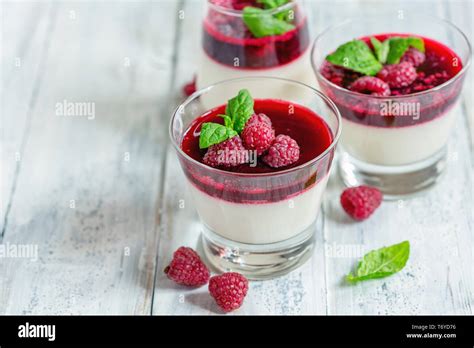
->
0;1;178;314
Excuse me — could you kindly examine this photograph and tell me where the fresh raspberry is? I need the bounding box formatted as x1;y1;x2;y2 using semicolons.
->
164;247;210;287
262;134;300;168
321;61;346;86
377;62;417;88
349;76;391;96
391;70;450;95
400;47;426;67
183;77;196;96
320;61;361;88
247;113;272;127
340;186;383;221
208;272;248;312
203;136;249;168
241;116;275;155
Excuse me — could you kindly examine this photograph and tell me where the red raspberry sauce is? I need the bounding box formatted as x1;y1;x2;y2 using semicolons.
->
179;99;335;203
181;99;333;174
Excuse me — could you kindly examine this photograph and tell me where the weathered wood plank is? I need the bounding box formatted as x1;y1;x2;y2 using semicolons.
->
1;2;55;233
0;1;178;314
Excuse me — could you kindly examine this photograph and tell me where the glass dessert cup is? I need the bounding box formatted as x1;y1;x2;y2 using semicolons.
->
170;77;341;280
197;0;315;106
311;15;471;199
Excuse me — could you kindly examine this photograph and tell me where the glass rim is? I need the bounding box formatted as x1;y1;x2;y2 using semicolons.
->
207;0;297;17
311;14;472;100
169;76;342;178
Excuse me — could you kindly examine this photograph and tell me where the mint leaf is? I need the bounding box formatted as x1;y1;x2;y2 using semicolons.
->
219;114;233;129
199;89;254;149
386;37;425;64
257;0;289;8
225;89;254;133
243;7;295;38
199;122;237;149
407;37;425;52
346;241;410;284
326;40;382;76
386;37;410;64
256;0;291;20
370;37;389;64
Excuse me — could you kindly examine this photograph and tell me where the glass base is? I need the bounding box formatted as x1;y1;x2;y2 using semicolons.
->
338;148;447;200
201;220;317;280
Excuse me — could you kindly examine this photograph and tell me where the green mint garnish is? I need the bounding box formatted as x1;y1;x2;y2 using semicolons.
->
198;89;255;149
370;37;389;64
326;36;425;76
243;7;295;38
256;0;291;20
257;0;289;8
199;122;237;149
225;89;254;134
407;37;425;52
386;36;425;64
218;114;233;129
346;241;410;284
326;40;382;76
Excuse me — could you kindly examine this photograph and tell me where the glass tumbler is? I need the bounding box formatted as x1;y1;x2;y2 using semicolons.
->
170;77;341;279
311;14;471;198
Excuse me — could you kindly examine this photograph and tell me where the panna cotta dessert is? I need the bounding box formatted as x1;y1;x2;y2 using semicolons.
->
170;78;341;278
197;0;314;104
317;34;464;166
311;15;471;196
181;91;333;244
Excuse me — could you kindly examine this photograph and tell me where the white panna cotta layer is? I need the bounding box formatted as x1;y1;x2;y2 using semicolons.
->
187;175;329;245
341;110;456;166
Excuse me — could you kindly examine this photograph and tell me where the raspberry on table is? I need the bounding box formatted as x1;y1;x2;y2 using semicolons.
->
340;186;383;221
349;76;391;96
262;134;300;168
164;247;210;287
208;272;249;312
183;77;196;96
377;62;417;88
241;114;275;155
400;47;426;67
203;136;249;168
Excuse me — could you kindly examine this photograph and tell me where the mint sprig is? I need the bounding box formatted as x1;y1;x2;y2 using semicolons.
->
326;40;382;76
325;36;425;76
257;0;289;8
199;123;237;149
370;37;389;64
225;89;254;133
256;0;291;21
243;6;295;38
199;89;255;149
386;36;425;64
346;241;410;284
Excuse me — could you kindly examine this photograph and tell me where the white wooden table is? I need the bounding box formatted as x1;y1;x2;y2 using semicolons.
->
1;0;472;315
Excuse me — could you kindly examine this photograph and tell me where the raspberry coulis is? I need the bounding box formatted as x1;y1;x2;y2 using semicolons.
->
179;99;334;203
319;34;464;128
182;99;333;173
203;3;309;69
